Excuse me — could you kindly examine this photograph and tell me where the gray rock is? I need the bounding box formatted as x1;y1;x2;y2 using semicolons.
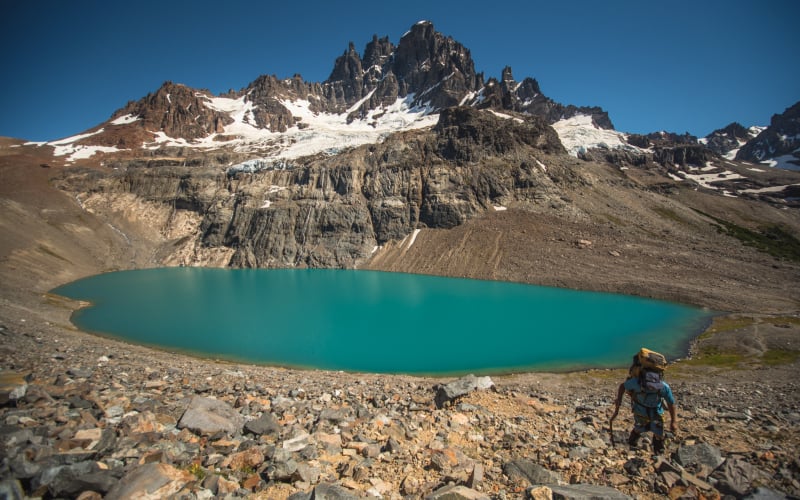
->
244;413;281;436
268;453;298;482
434;375;494;408
744;486;791;499
319;407;351;424
288;482;364;499
105;462;194;500
549;484;632;499
177;396;244;436
674;442;725;471
503;459;561;486
31;461;117;497
0;372;28;405
67;367;93;378
293;462;321;483
712;457;770;497
426;484;491;499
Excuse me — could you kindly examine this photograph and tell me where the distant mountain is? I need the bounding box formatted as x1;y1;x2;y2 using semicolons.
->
39;21;613;163
735;101;800;170
702;122;764;159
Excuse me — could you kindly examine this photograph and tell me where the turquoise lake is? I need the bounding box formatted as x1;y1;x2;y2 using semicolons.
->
51;268;714;375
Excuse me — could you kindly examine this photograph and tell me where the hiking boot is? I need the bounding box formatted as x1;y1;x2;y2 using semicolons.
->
628;431;640;449
653;438;665;455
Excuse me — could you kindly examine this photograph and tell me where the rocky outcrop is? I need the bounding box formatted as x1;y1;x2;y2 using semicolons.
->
475;67;614;129
737;101;800;167
652;144;716;167
114;81;234;141
704;122;753;156
57;109;570;269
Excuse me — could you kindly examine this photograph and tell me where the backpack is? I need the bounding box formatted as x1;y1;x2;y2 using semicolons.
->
628;348;667;393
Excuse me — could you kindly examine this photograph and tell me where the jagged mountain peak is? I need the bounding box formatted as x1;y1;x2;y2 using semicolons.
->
736;101;800;170
36;21;621;164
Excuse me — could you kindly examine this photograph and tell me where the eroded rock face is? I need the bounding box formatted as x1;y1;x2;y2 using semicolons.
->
56;109;569;269
114;82;234;141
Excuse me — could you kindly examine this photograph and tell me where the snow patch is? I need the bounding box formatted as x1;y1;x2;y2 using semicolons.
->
760;154;800;171
682;169;744;189
535;159;547;172
552;115;639;157
406;228;421;249
110;114;140;125
487;110;524;123
741;183;800;194
49;129;105;146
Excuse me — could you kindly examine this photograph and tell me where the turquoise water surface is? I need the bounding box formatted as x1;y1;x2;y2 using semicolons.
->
51;268;714;375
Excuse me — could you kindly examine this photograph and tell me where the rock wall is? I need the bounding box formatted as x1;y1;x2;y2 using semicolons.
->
56;109;570;269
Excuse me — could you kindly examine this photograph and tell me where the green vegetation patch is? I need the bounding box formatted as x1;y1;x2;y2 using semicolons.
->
682;349;745;369
693;210;800;262
186;463;206;480
699;315;756;339
652;206;689;226
761;349;800;366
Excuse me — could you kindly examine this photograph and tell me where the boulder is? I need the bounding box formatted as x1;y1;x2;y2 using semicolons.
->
104;463;194;500
0;371;28;405
434;375;494;408
674;442;725;471
503;459;561;486
244;412;281;436
548;484;632;499
177;396;244;436
287;482;363;499
426;484;491;500
711;457;770;497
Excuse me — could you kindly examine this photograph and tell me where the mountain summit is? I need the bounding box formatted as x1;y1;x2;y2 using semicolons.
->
46;21;611;161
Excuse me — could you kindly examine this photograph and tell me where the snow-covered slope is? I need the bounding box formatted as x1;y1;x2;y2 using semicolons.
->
551;115;643;157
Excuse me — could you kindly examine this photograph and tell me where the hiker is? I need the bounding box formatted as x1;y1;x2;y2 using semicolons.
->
610;349;677;454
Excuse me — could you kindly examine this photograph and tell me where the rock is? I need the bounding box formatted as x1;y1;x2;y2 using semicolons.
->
282;431;312;452
177;396;244;436
288;482;363;500
426;484;491;500
744;486;791;499
529;485;554;500
0;371;28;405
67;367;93;378
220;447;265;470
712;457;770;497
503;459;561;485
41;462;117;498
104;463;194;500
434;375;494;408
244;412;281;436
674;442;725;471
548;484;632;499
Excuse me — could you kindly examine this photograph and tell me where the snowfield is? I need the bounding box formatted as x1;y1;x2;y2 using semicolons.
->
552;115;641;157
150;93;438;167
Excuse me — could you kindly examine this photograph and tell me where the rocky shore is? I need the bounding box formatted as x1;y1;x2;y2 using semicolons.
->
1;288;799;499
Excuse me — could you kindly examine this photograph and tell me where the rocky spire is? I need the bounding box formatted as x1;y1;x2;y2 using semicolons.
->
391;21;480;108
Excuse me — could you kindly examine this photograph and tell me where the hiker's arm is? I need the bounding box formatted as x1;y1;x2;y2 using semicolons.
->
667;401;677;432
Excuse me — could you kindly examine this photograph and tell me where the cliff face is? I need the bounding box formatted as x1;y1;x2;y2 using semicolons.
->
56;108;569;269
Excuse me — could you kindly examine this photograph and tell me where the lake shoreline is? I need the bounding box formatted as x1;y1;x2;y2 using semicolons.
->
49;268;717;377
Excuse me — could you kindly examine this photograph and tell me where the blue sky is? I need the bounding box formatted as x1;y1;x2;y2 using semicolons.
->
2;0;798;142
